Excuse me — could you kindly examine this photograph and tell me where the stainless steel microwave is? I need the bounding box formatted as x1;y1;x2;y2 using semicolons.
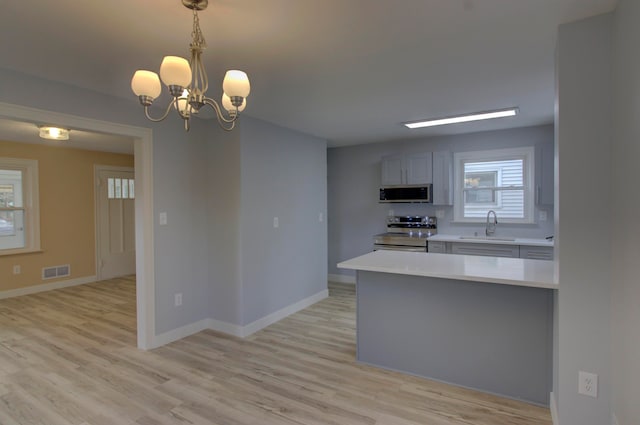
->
379;185;432;203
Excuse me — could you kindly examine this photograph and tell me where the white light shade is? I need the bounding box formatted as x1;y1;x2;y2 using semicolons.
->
39;126;69;141
222;70;250;98
159;56;192;88
222;93;246;112
131;70;161;98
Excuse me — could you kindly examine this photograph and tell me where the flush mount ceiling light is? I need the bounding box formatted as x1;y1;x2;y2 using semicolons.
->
404;108;519;129
131;0;250;132
38;126;70;140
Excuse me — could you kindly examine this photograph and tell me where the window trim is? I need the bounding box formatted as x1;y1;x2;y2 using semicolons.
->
0;157;41;256
453;147;535;224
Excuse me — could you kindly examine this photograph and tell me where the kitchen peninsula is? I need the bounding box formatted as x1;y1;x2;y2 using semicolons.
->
338;250;557;406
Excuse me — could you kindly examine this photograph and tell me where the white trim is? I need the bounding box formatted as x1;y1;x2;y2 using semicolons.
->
550;392;558;425
0;102;155;351
207;318;245;338
612;413;619;425
0;275;96;299
152;318;213;348
238;289;329;337
329;273;356;284
153;289;330;345
134;135;155;350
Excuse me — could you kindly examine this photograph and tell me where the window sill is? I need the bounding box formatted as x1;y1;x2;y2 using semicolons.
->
0;248;44;257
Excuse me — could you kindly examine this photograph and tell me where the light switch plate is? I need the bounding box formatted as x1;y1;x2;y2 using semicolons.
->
159;212;167;226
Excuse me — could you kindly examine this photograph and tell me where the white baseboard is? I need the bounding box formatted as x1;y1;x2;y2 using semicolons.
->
153;288;329;346
151;318;215;348
238;288;329;337
0;275;97;299
328;273;356;284
550;392;558;425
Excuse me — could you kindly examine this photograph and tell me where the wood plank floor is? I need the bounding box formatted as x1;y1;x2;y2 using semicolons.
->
0;277;552;425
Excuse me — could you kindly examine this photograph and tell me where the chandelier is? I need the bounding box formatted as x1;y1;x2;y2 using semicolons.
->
130;0;250;132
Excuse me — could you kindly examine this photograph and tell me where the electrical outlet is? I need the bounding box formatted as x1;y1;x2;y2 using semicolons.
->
13;265;21;275
174;293;182;307
159;212;168;226
273;217;279;228
578;371;598;398
539;210;548;222
436;209;445;219
319;212;323;222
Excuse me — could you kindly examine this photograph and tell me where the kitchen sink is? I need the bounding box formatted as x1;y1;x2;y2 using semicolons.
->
459;236;516;242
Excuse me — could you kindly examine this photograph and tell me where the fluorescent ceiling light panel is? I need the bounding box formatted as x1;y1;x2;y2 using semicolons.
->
404;108;519;129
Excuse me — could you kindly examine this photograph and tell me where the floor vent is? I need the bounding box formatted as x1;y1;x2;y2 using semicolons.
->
42;264;71;280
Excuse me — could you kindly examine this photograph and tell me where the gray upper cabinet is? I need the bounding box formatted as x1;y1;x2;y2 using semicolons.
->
432;151;453;205
381;152;433;186
535;143;554;205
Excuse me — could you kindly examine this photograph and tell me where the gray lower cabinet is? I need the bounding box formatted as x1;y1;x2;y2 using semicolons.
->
427;241;447;253
520;245;554;260
428;240;553;260
450;242;520;258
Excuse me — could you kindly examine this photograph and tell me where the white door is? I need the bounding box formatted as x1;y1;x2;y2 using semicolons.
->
96;167;135;280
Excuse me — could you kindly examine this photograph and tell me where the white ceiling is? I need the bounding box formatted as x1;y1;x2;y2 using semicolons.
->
0;0;617;150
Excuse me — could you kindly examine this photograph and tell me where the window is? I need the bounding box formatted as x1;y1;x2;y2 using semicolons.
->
107;177;135;199
453;147;534;223
0;158;40;255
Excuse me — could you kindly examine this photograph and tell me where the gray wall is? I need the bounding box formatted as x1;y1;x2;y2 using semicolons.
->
239;117;327;325
555;14;612;425
0;67;214;335
611;1;640;424
207;123;243;325
328;125;555;277
0;67;329;340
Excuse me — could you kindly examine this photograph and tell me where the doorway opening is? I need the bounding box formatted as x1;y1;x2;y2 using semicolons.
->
0;101;156;349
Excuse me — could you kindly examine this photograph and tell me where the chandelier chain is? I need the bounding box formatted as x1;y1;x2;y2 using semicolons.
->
191;8;207;51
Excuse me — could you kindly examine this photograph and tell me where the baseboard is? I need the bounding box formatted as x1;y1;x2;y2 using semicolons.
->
152;318;213;348
328;273;356;284
154;288;329;346
0;275;97;299
238;288;329;337
550;392;558;425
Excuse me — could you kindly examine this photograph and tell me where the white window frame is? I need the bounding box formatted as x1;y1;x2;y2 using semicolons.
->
0;158;40;255
453;147;535;224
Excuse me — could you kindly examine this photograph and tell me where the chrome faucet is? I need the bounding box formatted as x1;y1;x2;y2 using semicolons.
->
486;210;498;237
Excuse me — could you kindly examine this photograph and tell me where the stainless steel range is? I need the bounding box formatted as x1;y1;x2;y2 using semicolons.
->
373;215;437;252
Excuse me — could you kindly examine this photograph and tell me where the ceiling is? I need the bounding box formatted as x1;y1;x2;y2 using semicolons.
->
0;0;617;150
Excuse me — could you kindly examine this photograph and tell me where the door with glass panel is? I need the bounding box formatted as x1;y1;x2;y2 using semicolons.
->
96;167;135;280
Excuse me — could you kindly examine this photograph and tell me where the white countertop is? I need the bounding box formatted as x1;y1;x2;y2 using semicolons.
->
427;234;554;247
337;250;557;290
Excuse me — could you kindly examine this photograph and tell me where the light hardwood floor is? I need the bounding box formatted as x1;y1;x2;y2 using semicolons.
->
0;277;552;425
